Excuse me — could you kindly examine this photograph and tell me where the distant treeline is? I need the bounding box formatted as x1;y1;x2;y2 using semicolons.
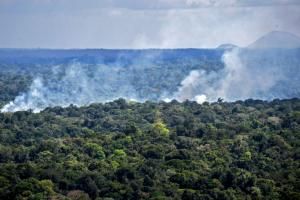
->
0;48;224;66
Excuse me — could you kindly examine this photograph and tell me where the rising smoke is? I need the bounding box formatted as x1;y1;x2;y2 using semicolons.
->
1;48;299;113
1;63;139;113
173;48;289;102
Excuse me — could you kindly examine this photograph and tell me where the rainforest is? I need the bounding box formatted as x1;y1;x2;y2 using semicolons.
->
0;98;299;199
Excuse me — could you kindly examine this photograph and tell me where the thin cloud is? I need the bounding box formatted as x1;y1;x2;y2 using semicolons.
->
0;0;299;48
1;0;300;10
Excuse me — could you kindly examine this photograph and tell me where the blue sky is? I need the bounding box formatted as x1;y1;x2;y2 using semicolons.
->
0;0;299;48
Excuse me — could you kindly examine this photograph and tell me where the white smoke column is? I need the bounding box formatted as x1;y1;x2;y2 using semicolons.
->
174;66;220;103
194;94;207;104
176;70;201;101
215;48;246;100
1;63;139;113
173;48;285;103
217;48;285;100
1;78;47;113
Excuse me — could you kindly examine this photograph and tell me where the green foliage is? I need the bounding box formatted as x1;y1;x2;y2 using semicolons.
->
113;149;127;157
84;143;106;159
152;121;170;137
0;98;299;199
38;180;55;195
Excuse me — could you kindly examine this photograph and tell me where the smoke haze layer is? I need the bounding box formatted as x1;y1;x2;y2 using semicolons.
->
174;48;290;102
1;63;141;112
1;48;300;112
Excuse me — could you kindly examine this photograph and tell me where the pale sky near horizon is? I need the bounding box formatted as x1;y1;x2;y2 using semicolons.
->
0;0;299;49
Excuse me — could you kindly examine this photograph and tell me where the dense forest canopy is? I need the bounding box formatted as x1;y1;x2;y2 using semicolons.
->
0;98;299;199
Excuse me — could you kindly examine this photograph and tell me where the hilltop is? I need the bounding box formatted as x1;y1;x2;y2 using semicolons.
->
248;31;300;49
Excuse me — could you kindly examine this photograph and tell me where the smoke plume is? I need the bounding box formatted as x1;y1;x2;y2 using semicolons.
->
1;48;299;113
1;63;139;113
173;48;290;102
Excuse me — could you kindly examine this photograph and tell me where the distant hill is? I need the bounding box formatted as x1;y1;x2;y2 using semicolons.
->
248;31;300;49
217;43;238;49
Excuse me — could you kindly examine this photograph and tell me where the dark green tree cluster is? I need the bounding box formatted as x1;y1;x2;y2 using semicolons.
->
0;98;299;199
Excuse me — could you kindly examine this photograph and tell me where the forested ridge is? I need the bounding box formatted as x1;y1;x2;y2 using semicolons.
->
0;98;300;199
